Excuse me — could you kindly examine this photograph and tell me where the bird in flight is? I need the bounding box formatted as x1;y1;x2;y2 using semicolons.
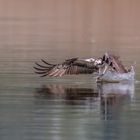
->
34;53;129;78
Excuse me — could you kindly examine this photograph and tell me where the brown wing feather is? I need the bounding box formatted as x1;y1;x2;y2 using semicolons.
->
110;55;127;73
103;53;127;73
34;58;97;77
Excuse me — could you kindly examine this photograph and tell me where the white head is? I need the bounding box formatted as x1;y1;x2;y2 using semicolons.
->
94;58;103;65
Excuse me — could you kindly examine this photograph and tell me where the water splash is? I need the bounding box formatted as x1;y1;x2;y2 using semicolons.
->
97;66;135;82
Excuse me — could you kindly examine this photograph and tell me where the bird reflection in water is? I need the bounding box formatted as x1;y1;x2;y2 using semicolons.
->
35;82;134;117
35;83;134;140
35;84;99;105
98;82;134;120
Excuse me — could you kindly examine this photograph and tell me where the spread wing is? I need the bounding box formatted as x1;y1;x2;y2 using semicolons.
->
34;58;98;77
102;53;127;73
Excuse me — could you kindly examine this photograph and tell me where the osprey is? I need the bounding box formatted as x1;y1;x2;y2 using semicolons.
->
34;53;135;82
